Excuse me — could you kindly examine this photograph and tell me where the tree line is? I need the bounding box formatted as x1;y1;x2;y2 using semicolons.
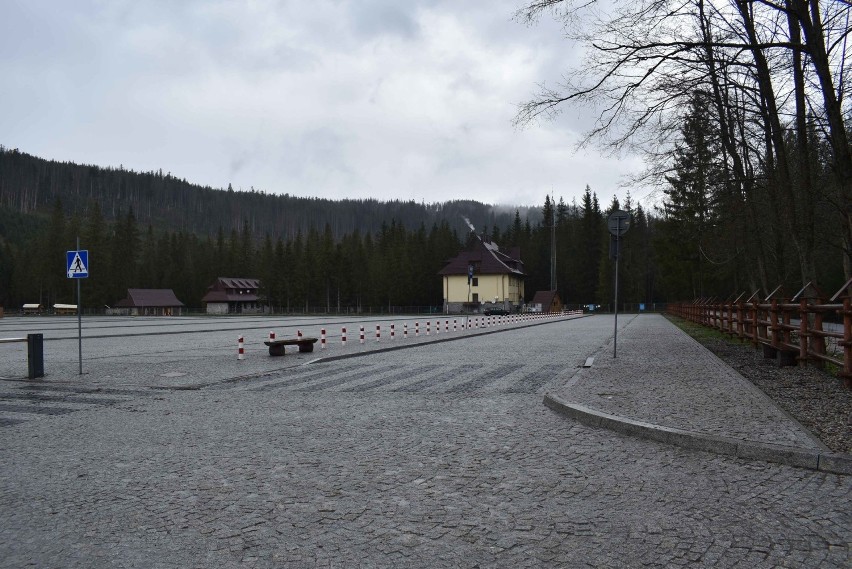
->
0;200;461;312
516;0;851;297
1;181;664;313
1;163;843;313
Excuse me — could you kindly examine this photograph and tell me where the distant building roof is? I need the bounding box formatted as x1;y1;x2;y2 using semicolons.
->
201;277;261;304
115;289;184;308
438;238;524;276
531;290;560;307
211;277;261;290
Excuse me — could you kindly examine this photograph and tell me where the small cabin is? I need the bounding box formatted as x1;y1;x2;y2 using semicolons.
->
529;290;563;314
114;289;185;316
53;303;78;315
22;303;43;315
202;277;262;314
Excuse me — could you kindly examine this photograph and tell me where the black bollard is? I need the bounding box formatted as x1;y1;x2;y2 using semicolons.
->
27;333;44;379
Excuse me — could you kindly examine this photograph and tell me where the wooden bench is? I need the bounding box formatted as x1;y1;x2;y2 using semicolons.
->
264;337;318;356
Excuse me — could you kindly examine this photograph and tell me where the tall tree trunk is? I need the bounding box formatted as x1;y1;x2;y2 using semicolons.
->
787;0;818;285
791;0;852;279
736;0;815;285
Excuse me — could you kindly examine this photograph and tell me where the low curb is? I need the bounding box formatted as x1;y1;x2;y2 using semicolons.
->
543;392;852;476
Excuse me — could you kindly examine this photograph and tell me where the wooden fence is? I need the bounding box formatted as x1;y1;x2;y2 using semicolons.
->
667;279;852;388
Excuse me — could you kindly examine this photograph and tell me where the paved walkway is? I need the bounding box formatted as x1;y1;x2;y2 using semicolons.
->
1;314;850;568
546;314;851;474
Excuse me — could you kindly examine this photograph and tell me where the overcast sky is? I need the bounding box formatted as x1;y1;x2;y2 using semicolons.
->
1;0;646;208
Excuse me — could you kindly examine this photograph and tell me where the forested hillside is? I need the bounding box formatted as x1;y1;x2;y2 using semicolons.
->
0;147;528;240
0;141;847;313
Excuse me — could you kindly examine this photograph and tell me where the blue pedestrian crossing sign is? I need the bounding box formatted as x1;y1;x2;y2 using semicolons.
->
66;250;89;278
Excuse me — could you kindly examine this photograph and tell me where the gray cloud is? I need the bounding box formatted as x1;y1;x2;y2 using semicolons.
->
0;0;645;208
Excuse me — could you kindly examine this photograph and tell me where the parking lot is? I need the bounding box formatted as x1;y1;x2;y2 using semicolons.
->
0;313;532;388
1;314;850;567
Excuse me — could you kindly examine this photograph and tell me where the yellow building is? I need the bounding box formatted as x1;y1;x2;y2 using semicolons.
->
438;238;525;314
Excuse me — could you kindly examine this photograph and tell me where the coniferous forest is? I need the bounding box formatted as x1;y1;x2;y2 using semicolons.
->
0;144;847;313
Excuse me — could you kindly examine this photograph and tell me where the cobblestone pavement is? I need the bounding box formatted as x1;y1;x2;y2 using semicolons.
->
1;315;850;568
0;313;572;389
552;315;827;449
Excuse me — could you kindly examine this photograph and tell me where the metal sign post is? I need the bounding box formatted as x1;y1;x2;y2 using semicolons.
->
607;210;631;358
67;240;89;375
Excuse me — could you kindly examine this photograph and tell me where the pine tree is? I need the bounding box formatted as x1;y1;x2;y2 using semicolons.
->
659;90;724;298
596;196;620;304
84;202;108;306
43;198;67;307
578;187;602;303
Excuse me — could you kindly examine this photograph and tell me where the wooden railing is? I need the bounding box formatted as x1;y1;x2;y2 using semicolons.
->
667;279;852;388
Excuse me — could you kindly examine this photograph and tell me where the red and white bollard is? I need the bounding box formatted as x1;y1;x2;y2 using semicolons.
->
297;329;303;339
404;323;408;339
445;320;449;333
238;335;245;360
427;321;431;336
269;330;275;342
415;322;420;337
391;324;395;340
360;326;365;344
453;319;457;332
342;327;347;346
376;325;381;342
321;328;326;349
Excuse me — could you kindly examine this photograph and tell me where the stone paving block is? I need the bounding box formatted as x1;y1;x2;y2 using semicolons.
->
818;453;852;476
736;441;821;469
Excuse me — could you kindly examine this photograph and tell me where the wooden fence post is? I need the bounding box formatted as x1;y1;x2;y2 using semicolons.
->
830;278;852;389
843;297;852;389
792;282;825;369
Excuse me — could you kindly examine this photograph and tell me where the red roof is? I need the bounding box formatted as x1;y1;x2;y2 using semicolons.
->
115;289;184;308
438;239;524;276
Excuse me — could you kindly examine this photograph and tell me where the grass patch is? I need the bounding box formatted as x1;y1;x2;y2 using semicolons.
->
664;315;742;347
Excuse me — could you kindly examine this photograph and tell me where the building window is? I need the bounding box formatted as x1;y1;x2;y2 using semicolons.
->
472;293;479;302
472;277;478;287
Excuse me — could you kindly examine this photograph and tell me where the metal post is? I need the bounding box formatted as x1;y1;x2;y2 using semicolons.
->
77;236;83;375
613;223;620;359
